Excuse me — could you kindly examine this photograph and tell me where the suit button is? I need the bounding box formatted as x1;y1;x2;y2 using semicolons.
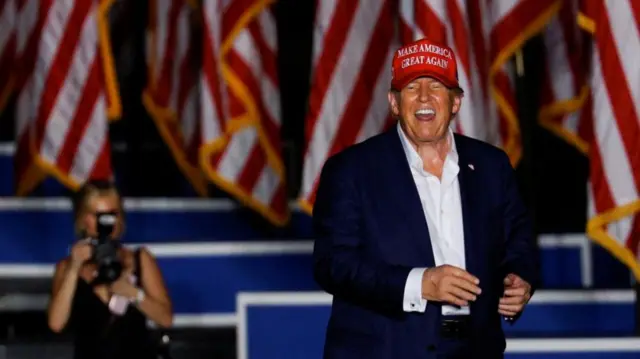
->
427;344;436;351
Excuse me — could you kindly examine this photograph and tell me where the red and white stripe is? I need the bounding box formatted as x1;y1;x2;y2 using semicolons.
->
0;0;17;110
13;0;41;195
14;0;114;195
580;0;640;279
200;0;288;225
199;0;225;159
399;0;559;166
299;0;397;212
144;0;206;195
538;0;589;153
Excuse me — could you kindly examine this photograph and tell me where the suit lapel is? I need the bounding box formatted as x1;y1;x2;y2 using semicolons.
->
454;135;479;277
380;128;436;267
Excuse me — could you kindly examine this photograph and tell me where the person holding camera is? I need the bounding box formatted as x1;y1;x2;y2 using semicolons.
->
47;180;173;359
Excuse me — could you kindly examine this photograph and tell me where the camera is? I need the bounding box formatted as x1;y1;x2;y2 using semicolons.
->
89;211;123;285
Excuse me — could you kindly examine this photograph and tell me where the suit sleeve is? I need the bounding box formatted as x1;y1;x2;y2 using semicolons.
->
312;156;413;315
499;152;540;295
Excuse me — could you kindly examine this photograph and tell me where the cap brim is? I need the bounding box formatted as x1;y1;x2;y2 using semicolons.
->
392;71;463;93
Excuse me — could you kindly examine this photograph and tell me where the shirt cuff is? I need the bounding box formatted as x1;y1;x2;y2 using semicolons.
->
403;267;427;312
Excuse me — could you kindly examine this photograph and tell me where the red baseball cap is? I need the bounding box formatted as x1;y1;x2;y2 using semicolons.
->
390;38;462;92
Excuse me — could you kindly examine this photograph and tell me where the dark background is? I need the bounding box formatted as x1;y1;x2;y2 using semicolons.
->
0;0;590;236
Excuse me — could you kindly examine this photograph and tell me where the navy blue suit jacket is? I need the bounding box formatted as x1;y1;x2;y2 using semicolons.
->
312;127;539;359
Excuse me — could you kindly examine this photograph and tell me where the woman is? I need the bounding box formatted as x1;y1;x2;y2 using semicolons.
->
47;180;173;359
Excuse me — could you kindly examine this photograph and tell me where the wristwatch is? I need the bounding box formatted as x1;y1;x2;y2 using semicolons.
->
134;288;146;305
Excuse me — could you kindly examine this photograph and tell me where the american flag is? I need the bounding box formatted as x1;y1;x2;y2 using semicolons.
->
13;0;120;196
299;0;560;212
399;0;559;164
538;0;589;153
143;0;207;195
299;0;397;212
200;0;289;225
539;0;640;279
580;0;640;279
0;0;16;112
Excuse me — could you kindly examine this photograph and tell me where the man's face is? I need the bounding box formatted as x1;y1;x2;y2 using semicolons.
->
388;77;461;145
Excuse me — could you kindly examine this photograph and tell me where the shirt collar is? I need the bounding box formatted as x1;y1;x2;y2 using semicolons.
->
397;122;459;173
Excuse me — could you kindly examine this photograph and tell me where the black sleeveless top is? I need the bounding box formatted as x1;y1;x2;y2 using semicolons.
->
69;249;156;359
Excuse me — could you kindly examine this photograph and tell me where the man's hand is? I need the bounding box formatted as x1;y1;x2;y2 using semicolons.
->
421;265;482;307
499;273;531;317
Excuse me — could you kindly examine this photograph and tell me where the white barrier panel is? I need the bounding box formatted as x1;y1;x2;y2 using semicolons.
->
236;291;640;359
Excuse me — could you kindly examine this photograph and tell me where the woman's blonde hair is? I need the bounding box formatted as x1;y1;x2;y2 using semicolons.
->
72;180;126;239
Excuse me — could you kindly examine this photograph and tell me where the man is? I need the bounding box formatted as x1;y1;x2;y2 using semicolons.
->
312;37;538;359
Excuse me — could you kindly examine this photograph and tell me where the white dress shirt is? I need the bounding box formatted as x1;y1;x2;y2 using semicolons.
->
397;123;469;316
